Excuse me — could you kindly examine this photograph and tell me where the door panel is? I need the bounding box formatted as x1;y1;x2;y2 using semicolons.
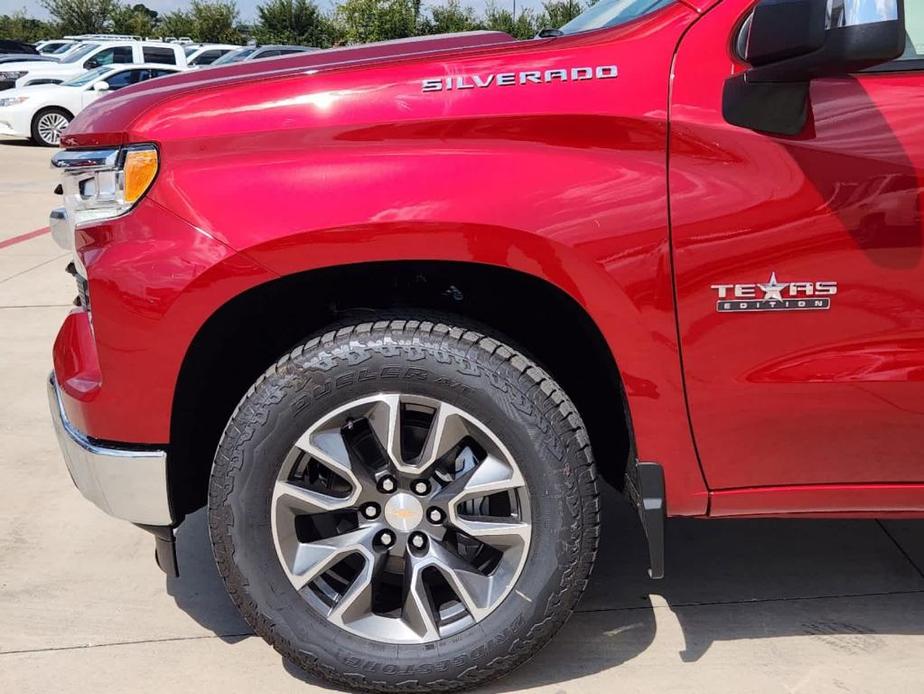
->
670;0;924;490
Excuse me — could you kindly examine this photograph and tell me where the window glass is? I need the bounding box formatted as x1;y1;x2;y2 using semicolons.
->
150;69;178;79
143;47;177;65
900;2;924;60
87;46;133;67
560;0;674;35
105;69;140;90
190;49;221;65
61;43;99;63
212;47;256;65
257;50;280;58
62;65;114;87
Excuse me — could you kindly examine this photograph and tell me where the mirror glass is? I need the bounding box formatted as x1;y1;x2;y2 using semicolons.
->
826;0;898;29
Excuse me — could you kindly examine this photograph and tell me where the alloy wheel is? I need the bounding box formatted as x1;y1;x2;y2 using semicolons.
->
270;393;532;644
36;112;69;146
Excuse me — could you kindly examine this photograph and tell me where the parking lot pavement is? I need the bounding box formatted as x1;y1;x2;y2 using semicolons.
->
2;136;924;694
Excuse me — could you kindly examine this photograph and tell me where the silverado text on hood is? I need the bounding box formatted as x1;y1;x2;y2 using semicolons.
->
421;65;619;92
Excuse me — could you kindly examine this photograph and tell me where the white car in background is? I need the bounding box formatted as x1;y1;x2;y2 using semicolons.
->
34;40;79;55
0;63;184;146
0;41;188;91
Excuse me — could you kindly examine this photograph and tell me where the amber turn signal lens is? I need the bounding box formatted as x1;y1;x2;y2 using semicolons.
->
123;148;158;204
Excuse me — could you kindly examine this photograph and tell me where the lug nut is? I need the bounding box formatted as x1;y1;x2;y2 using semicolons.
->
378;530;395;548
412;479;431;496
362;503;380;519
427;507;444;524
378;476;397;494
409;532;427;550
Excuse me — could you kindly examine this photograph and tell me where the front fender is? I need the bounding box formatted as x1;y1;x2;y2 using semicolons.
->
136;6;707;512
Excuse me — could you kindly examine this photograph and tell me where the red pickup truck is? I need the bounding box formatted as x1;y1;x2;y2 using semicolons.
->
46;0;922;690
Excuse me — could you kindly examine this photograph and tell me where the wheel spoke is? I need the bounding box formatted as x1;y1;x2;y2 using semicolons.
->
293;427;374;498
402;553;441;640
416;403;470;470
365;393;404;469
433;453;525;507
289;526;378;590
273;479;354;515
427;540;495;619
329;549;386;627
452;516;531;549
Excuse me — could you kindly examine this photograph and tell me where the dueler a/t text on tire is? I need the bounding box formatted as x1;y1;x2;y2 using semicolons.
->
208;319;600;692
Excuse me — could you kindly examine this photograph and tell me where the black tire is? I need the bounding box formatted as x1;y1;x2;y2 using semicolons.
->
208;318;599;692
30;107;71;147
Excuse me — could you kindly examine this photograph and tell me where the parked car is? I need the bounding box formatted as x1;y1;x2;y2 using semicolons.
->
184;43;239;66
210;44;318;65
0;63;184;146
0;39;38;56
0;54;59;64
0;41;188;91
45;0;922;692
34;40;78;55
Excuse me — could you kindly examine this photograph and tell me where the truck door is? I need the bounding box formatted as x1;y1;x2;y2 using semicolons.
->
669;1;924;496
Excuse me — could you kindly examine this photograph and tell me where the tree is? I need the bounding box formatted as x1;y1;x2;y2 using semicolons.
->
159;9;197;38
190;0;242;42
482;3;538;39
334;0;416;44
418;0;481;35
40;0;118;34
0;12;57;41
109;3;159;36
539;0;582;29
254;0;334;47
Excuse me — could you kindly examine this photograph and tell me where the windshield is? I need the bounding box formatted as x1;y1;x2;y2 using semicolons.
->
184;46;197;56
560;0;674;35
60;43;99;63
62;65;115;87
212;47;256;65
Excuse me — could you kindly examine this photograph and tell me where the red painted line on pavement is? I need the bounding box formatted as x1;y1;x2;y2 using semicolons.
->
0;227;50;250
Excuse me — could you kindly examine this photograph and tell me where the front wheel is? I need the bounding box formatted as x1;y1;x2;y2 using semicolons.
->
30;107;71;147
208;319;599;692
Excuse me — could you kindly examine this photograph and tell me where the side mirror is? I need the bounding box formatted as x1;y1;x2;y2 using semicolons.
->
92;81;109;92
724;0;906;135
84;58;98;69
747;0;905;82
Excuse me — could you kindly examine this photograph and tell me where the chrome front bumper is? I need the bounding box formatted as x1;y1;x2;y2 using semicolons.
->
47;374;173;526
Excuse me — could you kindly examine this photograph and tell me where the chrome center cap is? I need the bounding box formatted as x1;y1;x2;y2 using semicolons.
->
383;493;424;532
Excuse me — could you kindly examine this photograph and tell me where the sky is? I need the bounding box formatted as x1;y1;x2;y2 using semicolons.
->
2;0;543;23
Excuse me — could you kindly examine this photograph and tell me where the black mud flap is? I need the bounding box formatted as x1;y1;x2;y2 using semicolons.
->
624;461;665;579
136;524;179;577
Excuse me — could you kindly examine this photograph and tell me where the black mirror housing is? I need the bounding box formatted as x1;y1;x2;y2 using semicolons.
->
746;0;905;82
746;0;828;67
724;0;906;136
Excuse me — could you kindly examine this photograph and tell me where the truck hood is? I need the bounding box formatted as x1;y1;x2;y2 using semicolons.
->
62;31;516;147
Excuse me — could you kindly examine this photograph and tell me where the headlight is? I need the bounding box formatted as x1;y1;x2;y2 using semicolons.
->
0;96;28;107
50;145;160;276
53;144;159;226
0;71;27;81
